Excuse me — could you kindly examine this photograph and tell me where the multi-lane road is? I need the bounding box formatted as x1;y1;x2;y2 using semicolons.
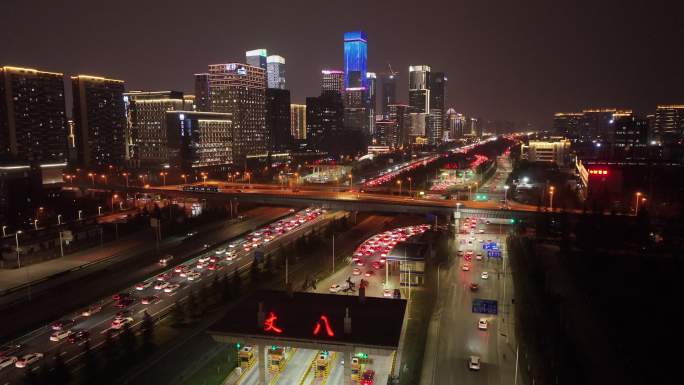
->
421;216;518;385
0;208;339;384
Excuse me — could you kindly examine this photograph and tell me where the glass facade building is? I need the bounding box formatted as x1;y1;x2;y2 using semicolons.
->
343;31;368;89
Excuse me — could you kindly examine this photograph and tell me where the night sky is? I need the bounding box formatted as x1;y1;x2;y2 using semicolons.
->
2;0;683;129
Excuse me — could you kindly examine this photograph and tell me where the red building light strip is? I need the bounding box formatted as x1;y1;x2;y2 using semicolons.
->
589;169;608;175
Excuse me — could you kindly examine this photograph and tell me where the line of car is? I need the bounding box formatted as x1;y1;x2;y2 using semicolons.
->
0;208;326;374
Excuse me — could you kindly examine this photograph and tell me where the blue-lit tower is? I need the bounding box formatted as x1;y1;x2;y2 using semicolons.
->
343;31;368;89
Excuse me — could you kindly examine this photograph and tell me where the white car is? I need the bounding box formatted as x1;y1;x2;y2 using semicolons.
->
0;356;18;370
198;256;211;263
478;229;485;234
225;251;237;261
478;318;488;330
481;271;489;279
476;253;483;261
111;317;134;330
15;353;43;368
468;355;481;370
187;272;202;281
81;304;103;317
329;284;342;293
136;280;153;290
50;329;72;342
215;248;226;255
164;283;181;293
154;281;170;290
462;265;470;271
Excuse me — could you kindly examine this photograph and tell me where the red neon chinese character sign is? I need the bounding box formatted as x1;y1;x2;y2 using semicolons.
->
313;315;335;337
264;312;283;334
589;169;608;175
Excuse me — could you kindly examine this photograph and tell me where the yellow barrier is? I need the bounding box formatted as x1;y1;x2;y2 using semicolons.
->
268;348;298;385
319;352;337;385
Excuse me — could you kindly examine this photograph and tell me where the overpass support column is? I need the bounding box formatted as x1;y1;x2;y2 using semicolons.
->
344;349;352;385
258;343;266;385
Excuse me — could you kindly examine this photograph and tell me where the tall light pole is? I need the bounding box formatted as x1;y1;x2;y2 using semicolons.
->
88;172;94;185
33;219;38;231
57;214;62;225
78;210;83;220
504;185;510;207
122;172;129;188
396;180;402;196
159;172;167;186
111;194;118;212
407;177;412;197
15;230;22;267
549;186;555;211
635;192;642;215
2;225;7;237
348;173;353;188
98;206;102;216
101;174;107;184
181;174;187;184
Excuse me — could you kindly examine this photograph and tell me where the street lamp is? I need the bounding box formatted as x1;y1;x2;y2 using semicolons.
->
78;210;83;220
100;174;107;184
635;192;642;215
245;172;251;186
2;225;6;237
407;177;412;197
88;172;95;185
122;172;129;188
202;174;208;184
33;219;38;230
504;185;510;206
396;180;402;196
549;186;555;211
348;173;353;188
98;206;102;216
159;172;167;186
57;214;62;225
15;230;23;267
181;174;187;184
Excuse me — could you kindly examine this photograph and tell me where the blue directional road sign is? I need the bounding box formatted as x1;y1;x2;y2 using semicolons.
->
487;250;502;258
472;299;498;315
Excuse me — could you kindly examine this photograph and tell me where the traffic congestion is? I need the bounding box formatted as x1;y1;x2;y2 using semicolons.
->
0;208;327;382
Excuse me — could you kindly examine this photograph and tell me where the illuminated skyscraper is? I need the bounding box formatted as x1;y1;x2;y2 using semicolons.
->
306;93;343;147
366;72;377;135
123;90;189;166
290;104;306;140
266;55;286;89
653;105;684;141
165;111;233;172
428;72;446;144
343;31;368;89
321;70;345;95
0;66;68;163
245;49;268;70
72;75;126;168
408;65;430;113
208;63;267;161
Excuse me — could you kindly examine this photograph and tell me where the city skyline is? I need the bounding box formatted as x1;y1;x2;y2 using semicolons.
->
3;1;682;129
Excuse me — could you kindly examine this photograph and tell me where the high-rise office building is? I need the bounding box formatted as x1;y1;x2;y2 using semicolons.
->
653;105;684;142
321;70;345;96
267;55;286;89
553;112;583;137
194;73;210;112
374;119;399;147
72;75;126;169
614;115;649;151
427;72;446;145
290;104;306;140
446;108;466;139
344;87;368;133
343;31;368;89
306;93;344;147
245;49;268;70
0;66;68;163
388;104;410;147
469;117;483;137
366;72;377;135
381;72;397;118
409;65;430;113
165;111;233;172
124;90;188;166
265;88;291;151
208;63;267;161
